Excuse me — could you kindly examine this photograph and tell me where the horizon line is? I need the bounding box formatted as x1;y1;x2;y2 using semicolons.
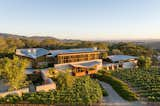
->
1;32;160;41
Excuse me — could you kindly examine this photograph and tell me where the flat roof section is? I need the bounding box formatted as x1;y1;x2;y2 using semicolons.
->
49;48;97;57
71;60;101;68
107;55;137;62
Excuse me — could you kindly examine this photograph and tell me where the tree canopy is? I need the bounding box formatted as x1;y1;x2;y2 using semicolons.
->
0;36;157;59
138;56;152;70
0;56;29;90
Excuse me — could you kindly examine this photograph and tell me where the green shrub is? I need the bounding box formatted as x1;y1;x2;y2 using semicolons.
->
95;73;138;101
54;76;103;105
22;91;55;104
112;69;160;102
0;94;22;104
0;74;103;105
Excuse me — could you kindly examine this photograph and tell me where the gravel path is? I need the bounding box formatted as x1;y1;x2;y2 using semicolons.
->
0;80;9;92
99;81;144;106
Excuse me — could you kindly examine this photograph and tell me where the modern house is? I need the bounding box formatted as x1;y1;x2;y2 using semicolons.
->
16;48;137;74
103;55;138;70
16;48;102;75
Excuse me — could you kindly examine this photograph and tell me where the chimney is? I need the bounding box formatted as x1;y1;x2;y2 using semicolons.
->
31;49;36;54
28;49;31;53
93;47;97;51
16;49;21;55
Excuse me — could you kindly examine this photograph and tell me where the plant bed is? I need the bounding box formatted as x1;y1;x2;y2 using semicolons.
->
112;69;160;102
95;73;138;101
0;75;103;105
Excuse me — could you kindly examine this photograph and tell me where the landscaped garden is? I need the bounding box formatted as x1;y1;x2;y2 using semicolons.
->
111;68;160;102
95;70;138;101
0;72;104;105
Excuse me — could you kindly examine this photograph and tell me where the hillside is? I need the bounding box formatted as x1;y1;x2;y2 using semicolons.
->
0;33;160;50
0;33;78;42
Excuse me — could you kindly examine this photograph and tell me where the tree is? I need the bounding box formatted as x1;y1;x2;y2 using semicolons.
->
40;39;60;49
56;72;74;89
138;56;152;70
112;49;123;55
0;37;8;53
47;68;59;79
22;39;40;48
101;52;108;59
109;42;156;56
0;56;29;90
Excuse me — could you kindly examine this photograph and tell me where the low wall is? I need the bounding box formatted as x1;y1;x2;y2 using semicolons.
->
0;88;29;97
36;83;56;92
38;70;56;92
123;61;137;69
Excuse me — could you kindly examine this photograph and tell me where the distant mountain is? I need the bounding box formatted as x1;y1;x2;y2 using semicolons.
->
1;32;160;50
28;36;58;41
0;33;80;42
61;39;82;43
0;33;25;38
0;33;58;41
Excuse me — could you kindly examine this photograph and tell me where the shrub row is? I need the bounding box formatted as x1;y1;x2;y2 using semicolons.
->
112;69;160;101
95;73;138;101
0;94;22;104
0;76;103;105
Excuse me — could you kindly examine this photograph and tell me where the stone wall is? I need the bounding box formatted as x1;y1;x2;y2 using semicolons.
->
36;83;56;92
0;88;29;97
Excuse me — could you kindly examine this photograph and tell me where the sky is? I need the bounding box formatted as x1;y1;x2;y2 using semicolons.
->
0;0;160;40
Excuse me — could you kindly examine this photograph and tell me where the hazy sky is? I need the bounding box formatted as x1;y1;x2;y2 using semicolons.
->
0;0;160;40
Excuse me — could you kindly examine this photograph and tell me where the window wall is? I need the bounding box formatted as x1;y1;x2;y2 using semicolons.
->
57;52;100;64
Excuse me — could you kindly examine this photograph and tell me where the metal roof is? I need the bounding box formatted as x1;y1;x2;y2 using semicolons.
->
49;48;97;57
71;60;101;68
107;55;137;62
16;48;49;59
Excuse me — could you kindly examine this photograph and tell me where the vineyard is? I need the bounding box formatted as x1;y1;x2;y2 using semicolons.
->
112;68;160;102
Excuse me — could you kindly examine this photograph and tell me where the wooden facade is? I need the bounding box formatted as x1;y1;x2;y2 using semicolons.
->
72;64;98;76
16;49;101;69
56;52;100;64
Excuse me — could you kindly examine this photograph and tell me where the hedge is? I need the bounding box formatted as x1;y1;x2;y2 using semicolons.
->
95;73;138;101
0;76;103;105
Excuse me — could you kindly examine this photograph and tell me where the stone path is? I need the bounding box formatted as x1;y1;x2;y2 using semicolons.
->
99;81;145;106
29;83;36;92
0;80;9;92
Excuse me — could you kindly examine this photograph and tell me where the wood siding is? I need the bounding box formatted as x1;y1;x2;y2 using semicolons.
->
56;52;100;64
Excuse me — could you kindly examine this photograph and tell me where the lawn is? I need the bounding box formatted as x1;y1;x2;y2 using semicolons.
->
112;68;160;102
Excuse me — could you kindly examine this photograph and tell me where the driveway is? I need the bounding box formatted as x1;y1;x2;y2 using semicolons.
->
99;81;145;106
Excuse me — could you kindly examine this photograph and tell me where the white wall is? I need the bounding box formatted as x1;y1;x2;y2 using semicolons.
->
123;62;136;69
54;59;103;71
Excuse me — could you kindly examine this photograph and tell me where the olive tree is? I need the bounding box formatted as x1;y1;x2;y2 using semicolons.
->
0;56;29;90
138;56;152;70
